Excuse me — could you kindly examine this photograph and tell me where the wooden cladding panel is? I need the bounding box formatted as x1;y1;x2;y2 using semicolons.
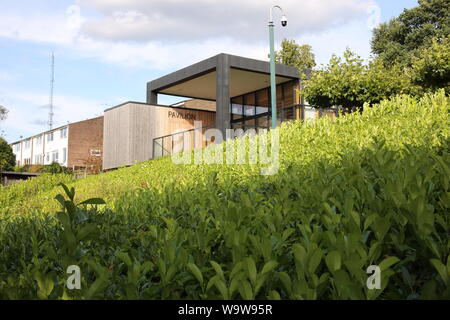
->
103;103;215;169
103;106;130;170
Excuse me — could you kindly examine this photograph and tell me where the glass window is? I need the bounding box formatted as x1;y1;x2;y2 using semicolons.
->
231;96;243;121
47;132;54;142
52;151;58;162
276;85;283;109
255;88;269;115
256;88;269;107
25;139;31;149
232;104;243;116
283;81;295;107
62;148;67;163
35;154;42;164
231;104;243;120
244;93;256;117
60;127;67;138
255;106;269;115
244;105;255;117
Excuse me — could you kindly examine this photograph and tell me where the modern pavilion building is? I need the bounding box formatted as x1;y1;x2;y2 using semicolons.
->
103;53;339;170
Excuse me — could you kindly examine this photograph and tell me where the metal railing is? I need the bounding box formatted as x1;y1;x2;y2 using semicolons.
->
152;125;215;159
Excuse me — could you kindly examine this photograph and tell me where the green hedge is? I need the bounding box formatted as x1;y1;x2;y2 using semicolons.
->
0;91;448;299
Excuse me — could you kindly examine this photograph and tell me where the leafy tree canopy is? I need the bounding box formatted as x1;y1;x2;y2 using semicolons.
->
303;49;414;109
371;0;450;67
0;137;15;171
410;36;450;93
275;39;316;79
0;105;8;121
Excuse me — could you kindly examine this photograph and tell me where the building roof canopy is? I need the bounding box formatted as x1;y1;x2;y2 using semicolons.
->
158;68;293;100
148;53;302;101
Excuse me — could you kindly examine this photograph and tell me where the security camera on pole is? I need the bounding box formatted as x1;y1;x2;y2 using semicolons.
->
269;5;287;129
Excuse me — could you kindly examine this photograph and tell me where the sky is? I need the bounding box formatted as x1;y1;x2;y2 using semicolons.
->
0;0;418;143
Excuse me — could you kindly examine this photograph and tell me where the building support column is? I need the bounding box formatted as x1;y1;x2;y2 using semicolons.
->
146;83;158;105
294;80;300;120
216;54;231;140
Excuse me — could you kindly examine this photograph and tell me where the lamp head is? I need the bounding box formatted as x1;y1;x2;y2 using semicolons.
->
281;15;287;27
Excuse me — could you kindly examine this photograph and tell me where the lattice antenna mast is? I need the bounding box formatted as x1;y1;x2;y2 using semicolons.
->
48;52;55;130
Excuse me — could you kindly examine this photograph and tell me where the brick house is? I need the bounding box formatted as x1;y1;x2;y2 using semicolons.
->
11;116;104;170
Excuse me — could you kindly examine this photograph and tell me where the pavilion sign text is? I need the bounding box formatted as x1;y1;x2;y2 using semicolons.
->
168;111;197;120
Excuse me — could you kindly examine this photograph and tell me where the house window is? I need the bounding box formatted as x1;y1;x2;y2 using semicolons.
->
60;127;68;138
47;132;54;142
52;150;59;162
46;152;50;162
14;144;20;152
35;154;42;164
62;148;67;163
35;135;42;146
24;139;31;149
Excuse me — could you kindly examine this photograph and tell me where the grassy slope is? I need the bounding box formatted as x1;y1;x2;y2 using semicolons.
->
1;92;448;218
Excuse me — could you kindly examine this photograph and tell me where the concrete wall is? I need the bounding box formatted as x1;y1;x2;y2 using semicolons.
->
103;102;215;170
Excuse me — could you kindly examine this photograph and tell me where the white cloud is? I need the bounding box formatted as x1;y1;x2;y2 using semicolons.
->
0;10;76;45
77;0;374;42
0;0;376;69
60;35;269;69
0;90;109;142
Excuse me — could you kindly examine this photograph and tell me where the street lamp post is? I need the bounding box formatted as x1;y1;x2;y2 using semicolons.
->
268;5;287;129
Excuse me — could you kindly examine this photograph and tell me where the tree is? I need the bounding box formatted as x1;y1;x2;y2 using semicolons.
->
0;137;15;171
410;36;450;93
363;58;418;102
0;105;8;121
275;39;316;79
303;49;413;110
303;49;365;110
371;0;450;67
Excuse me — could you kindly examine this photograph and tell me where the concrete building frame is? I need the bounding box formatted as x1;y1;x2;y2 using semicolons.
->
147;53;305;136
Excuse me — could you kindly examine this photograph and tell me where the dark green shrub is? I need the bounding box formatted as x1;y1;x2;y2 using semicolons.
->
42;162;72;174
